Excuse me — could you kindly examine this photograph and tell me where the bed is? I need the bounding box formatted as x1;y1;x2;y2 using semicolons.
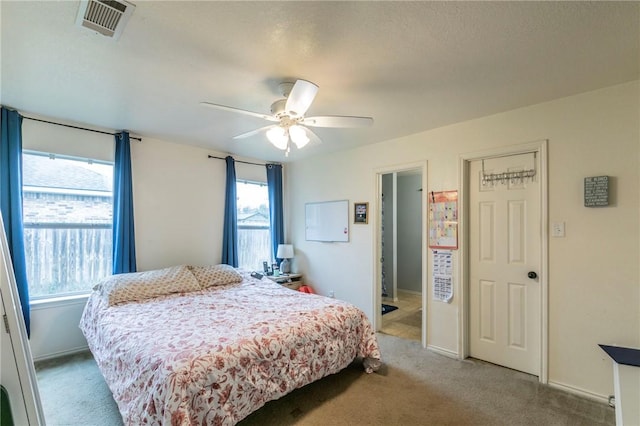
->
79;264;381;425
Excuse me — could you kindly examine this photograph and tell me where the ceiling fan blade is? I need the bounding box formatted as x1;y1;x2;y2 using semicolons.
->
233;125;276;139
200;102;277;122
285;80;319;117
303;126;322;145
302;115;373;128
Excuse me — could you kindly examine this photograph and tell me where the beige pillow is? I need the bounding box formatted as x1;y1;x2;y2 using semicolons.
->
99;265;201;306
188;264;243;288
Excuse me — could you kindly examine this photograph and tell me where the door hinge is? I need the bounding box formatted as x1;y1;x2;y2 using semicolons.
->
3;314;9;334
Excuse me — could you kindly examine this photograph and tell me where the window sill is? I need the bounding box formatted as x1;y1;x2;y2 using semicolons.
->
30;293;91;310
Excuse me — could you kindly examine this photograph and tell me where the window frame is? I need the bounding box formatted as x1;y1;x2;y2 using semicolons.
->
21;150;114;300
235;179;272;271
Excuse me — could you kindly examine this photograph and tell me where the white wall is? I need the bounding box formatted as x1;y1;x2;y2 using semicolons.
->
287;80;640;400
396;173;422;293
30;297;89;360
130;137;227;271
130;140;269;273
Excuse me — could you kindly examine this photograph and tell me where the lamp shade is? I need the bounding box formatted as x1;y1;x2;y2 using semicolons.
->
276;244;294;259
289;125;310;148
266;126;288;150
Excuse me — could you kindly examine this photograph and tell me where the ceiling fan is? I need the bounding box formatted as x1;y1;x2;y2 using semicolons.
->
201;79;373;155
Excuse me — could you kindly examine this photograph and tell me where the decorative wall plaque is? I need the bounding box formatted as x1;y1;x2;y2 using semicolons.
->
584;176;609;207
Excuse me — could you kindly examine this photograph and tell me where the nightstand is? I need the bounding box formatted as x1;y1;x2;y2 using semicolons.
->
266;273;303;290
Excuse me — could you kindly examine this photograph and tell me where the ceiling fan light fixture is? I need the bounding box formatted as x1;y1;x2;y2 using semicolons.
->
266;126;288;150
201;78;373;156
289;125;310;148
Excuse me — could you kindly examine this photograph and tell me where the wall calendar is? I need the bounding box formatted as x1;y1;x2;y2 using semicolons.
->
428;190;458;249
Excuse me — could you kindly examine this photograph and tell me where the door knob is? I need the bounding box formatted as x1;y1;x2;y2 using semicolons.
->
527;271;537;279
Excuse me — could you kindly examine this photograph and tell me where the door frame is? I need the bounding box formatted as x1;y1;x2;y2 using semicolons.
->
0;214;45;425
373;161;428;346
458;140;548;383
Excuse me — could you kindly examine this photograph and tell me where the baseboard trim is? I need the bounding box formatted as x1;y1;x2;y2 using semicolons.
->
548;380;609;404
397;288;421;296
427;344;459;359
33;345;89;363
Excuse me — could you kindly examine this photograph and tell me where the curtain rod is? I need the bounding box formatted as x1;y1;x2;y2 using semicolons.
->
23;116;142;141
207;155;280;167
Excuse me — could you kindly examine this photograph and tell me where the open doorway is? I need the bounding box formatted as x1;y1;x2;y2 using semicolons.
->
374;163;427;345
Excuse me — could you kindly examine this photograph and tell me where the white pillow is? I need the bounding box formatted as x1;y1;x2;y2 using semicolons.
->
187;264;243;288
98;265;201;306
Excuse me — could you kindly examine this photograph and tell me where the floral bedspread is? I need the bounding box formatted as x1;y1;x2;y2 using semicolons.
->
80;272;381;425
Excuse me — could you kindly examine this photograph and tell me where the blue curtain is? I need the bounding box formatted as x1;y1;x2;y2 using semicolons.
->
0;107;30;336
266;163;284;263
222;156;238;266
112;131;137;274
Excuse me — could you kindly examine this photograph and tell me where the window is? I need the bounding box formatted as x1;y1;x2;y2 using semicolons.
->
236;181;271;271
21;151;113;298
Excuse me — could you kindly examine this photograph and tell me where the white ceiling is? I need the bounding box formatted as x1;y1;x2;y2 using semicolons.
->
1;1;638;163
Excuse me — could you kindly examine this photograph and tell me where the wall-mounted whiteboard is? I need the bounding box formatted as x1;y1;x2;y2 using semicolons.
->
305;200;349;242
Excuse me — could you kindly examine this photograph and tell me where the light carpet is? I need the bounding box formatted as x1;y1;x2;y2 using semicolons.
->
35;333;614;425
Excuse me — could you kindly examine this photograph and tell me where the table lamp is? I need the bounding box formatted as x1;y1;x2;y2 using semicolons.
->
277;244;294;274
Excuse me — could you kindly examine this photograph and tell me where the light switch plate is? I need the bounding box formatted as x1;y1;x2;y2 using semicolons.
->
552;221;565;237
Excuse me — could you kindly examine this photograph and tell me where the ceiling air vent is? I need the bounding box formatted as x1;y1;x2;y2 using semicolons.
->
76;0;135;40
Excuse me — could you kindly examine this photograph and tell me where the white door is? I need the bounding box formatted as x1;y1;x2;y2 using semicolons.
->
469;153;540;375
0;213;45;425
